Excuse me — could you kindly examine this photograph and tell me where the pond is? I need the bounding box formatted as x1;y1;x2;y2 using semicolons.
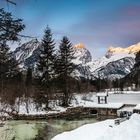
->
0;117;98;140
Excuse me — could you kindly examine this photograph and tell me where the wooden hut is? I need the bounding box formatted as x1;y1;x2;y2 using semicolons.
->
96;93;108;104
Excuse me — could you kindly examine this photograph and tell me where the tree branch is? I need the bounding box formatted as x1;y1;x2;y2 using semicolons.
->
6;0;16;5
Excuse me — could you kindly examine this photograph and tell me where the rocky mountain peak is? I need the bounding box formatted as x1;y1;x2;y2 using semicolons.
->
14;39;41;66
74;43;85;49
107;42;140;55
73;43;92;64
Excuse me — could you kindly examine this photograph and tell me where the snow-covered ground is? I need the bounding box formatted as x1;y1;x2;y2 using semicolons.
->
0;91;140;116
77;91;140;105
52;113;140;140
72;93;124;109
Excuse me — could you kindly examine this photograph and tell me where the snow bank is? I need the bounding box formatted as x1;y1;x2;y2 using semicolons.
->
52;114;140;140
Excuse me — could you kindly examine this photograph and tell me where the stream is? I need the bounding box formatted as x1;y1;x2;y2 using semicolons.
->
0;117;98;140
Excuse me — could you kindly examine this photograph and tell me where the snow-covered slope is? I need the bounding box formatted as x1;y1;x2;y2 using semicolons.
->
71;43;93;78
88;51;135;79
89;52;135;72
14;39;41;68
73;43;92;65
52;113;140;140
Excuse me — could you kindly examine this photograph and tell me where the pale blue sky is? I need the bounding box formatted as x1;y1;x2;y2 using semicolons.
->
1;0;140;57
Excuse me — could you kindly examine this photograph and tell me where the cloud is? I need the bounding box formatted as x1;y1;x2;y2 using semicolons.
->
69;3;140;52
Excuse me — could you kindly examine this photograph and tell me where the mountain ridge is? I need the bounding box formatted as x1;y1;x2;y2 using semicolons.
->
13;40;140;79
108;42;140;54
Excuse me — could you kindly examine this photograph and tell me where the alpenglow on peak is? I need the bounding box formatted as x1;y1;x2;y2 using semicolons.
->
74;43;85;49
108;42;140;54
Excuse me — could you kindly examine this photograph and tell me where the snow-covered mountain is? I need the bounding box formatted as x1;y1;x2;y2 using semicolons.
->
88;51;136;79
14;39;41;69
107;42;140;54
73;43;92;64
86;42;140;79
90;56;135;79
13;40;93;77
71;43;93;78
13;40;140;79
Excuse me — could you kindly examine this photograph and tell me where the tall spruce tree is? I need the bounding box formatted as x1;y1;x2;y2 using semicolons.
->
133;51;140;88
24;67;33;113
55;36;74;106
37;26;55;107
0;9;25;94
25;67;32;87
134;51;140;69
0;44;19;80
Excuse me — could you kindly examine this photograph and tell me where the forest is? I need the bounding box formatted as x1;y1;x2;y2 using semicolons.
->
0;7;140;112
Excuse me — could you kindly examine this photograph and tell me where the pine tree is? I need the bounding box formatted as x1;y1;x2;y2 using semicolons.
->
134;51;140;69
0;8;25;43
0;8;25;79
55;36;74;106
133;51;140;89
25;67;32;87
0;8;24;95
24;67;33;113
0;44;19;80
37;26;55;108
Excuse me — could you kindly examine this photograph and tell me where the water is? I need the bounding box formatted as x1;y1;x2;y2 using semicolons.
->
0;118;98;140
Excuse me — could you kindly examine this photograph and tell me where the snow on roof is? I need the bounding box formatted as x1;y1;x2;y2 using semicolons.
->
76;102;124;109
118;106;135;112
96;92;108;97
92;103;124;109
134;104;140;110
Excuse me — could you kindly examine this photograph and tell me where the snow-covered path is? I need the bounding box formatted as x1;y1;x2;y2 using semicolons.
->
52;114;140;140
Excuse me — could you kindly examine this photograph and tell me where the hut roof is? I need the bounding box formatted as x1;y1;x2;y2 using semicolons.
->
96;93;108;97
134;104;140;110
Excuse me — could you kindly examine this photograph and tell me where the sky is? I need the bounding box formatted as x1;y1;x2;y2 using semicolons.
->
1;0;140;57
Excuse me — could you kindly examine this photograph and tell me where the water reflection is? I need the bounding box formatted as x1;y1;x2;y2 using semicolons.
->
0;118;98;140
35;118;98;140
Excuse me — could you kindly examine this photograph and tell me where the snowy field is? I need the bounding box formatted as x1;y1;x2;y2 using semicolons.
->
72;91;140;110
77;91;140;105
108;92;140;104
52;113;140;140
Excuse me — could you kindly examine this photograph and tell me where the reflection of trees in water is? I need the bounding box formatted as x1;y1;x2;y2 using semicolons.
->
33;124;54;140
33;118;98;140
0;127;15;140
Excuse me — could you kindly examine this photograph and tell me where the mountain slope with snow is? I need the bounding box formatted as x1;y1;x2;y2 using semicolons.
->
88;51;135;79
73;43;92;65
14;39;41;68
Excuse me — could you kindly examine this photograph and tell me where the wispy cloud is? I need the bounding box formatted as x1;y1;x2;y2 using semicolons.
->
1;0;140;57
